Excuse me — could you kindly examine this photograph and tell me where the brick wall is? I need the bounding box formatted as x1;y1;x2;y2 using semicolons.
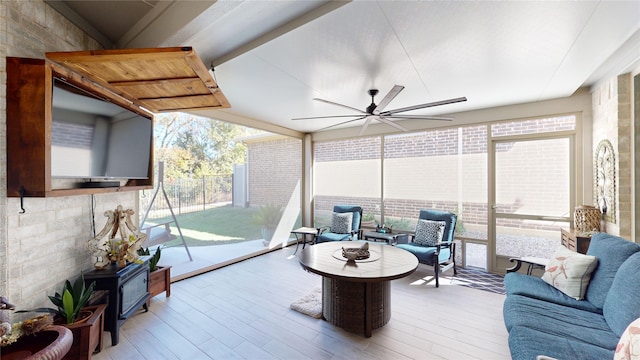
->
490;115;576;136
51;121;94;149
247;137;302;207
0;1;138;314
314;137;380;161
316;195;559;233
314;119;575;234
383;128;459;157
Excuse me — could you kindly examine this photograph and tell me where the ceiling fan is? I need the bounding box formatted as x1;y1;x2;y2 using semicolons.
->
293;85;467;135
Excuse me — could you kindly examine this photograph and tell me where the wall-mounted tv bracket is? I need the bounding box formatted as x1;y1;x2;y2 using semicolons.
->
19;186;26;213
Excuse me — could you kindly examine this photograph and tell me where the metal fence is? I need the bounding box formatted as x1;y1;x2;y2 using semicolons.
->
140;174;233;220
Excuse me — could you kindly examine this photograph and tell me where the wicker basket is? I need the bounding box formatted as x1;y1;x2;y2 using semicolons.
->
322;278;391;334
574;205;601;233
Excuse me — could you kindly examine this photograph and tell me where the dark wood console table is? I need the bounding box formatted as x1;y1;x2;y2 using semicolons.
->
561;228;591;254
84;256;150;346
298;241;418;337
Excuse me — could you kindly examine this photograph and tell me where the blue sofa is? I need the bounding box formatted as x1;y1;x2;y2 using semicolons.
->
503;233;640;360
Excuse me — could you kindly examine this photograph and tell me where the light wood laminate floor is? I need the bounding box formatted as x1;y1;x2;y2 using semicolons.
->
92;246;510;360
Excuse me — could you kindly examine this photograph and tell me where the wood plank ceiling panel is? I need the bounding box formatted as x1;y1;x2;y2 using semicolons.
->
45;46;230;113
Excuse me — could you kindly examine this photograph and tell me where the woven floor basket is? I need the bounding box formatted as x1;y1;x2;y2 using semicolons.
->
574;205;601;232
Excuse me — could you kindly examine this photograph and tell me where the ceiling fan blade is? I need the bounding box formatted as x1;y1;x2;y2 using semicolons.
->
292;114;364;120
313;98;366;114
358;117;374;136
377;116;409;132
385;115;454;121
374;85;404;113
315;116;366;132
380;96;467;116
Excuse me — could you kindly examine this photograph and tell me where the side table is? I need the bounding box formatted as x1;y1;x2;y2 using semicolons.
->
363;231;407;244
561;228;591;254
290;227;323;254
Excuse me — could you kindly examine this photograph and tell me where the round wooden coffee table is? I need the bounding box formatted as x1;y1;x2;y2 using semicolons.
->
298;241;418;337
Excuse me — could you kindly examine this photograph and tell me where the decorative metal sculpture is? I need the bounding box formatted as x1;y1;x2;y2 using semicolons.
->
87;205;147;269
594;139;616;224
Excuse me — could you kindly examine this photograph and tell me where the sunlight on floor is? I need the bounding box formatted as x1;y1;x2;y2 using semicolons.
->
410;275;457;287
168;227;242;241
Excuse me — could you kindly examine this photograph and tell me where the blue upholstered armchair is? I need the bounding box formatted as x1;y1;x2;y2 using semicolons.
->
396;209;457;287
316;205;363;243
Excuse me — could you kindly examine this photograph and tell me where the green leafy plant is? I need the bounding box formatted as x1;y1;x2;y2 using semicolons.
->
384;217;411;231
49;275;96;324
251;204;283;228
19;274;96;325
362;212;376;222
137;246;162;272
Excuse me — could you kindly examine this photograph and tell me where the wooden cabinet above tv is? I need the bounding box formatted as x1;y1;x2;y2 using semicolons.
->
6;47;230;197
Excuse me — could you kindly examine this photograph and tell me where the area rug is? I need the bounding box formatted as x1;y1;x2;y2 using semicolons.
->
448;267;506;295
290;287;322;318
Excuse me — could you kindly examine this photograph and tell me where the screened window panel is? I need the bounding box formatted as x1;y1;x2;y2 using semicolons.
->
313;137;381;228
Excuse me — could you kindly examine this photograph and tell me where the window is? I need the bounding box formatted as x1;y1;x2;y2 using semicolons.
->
313;137;381;227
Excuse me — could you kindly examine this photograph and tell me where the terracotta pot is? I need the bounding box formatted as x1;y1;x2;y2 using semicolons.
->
1;325;73;360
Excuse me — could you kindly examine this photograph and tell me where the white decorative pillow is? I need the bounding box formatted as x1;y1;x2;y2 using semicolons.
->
413;219;446;246
331;212;353;234
541;246;598;300
614;317;640;360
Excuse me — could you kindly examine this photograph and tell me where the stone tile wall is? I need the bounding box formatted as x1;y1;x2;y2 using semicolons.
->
0;1;138;315
592;73;633;239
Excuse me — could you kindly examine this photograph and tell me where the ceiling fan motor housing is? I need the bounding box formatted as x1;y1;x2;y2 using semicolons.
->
366;89;379;114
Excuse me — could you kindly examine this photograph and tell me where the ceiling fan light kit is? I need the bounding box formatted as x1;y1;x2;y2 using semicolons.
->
293;85;467;135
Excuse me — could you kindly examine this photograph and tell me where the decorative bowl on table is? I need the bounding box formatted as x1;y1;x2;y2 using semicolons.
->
342;247;370;261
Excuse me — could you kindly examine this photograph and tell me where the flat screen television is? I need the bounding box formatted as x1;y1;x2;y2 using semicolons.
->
51;78;152;183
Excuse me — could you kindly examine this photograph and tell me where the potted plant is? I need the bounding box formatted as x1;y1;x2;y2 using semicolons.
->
252;204;283;245
138;246;171;306
361;212;377;229
19;274;106;360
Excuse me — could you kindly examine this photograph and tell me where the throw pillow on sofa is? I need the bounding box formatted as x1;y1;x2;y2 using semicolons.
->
541;245;598;300
614;317;640;360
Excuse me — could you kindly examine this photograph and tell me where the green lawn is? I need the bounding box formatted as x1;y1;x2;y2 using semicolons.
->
145;205;266;247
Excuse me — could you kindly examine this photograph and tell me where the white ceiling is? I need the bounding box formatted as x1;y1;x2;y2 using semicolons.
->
47;0;640;136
